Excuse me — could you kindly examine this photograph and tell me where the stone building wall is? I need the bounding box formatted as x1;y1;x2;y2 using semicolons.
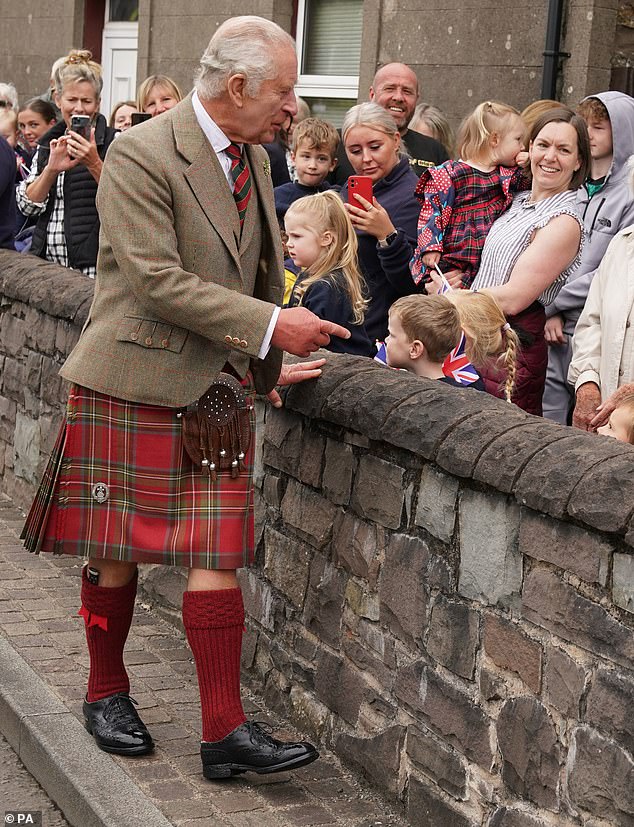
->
0;0;624;127
0;249;633;825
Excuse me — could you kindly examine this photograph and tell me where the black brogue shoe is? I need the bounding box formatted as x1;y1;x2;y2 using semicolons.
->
83;693;154;756
201;721;319;779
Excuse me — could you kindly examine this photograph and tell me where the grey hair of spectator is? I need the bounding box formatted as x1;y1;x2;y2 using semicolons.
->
195;16;295;100
0;83;19;110
410;102;454;156
50;56;68;86
53;50;103;97
342;101;407;158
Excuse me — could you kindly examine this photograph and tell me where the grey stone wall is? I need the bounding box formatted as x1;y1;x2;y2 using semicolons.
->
251;356;634;825
0;251;92;511
1;248;633;825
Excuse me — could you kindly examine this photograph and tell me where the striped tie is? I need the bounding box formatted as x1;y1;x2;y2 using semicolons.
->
226;142;252;229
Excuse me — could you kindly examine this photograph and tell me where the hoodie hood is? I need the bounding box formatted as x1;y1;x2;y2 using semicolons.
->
582;91;634;183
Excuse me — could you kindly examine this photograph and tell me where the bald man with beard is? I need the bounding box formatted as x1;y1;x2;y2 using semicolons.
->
331;62;449;185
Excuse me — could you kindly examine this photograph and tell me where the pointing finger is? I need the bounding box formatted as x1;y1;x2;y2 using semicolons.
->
319;320;351;340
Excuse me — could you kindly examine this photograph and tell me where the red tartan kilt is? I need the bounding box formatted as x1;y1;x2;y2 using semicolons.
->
21;384;256;569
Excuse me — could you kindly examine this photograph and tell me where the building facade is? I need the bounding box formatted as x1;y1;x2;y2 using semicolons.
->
0;1;631;126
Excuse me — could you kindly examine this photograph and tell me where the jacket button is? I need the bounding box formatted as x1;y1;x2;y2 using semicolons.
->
224;335;232;344
130;332;138;341
145;337;153;346
161;339;170;348
240;340;248;348
232;337;240;345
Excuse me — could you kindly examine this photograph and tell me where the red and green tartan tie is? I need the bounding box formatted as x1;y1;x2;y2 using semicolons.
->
226;142;252;228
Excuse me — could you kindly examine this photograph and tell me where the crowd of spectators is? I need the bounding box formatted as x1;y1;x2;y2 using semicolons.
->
1;47;634;443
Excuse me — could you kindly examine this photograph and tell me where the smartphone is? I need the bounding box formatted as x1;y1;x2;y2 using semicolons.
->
70;115;91;140
347;175;373;210
131;112;152;126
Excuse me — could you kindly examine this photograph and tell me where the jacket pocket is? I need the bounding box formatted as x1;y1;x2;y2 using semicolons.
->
116;316;188;353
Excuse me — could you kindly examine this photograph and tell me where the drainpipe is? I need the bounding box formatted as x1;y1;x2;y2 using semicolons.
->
541;0;570;99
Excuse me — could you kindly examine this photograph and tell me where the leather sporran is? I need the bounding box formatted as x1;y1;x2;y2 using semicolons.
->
180;373;252;480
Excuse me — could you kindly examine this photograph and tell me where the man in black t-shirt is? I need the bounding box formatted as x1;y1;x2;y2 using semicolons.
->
331;62;448;185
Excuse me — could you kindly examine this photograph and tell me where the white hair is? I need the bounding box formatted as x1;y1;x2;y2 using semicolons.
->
0;83;18;110
195;16;295;100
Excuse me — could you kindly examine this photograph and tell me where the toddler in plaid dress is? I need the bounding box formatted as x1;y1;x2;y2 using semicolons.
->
411;101;529;289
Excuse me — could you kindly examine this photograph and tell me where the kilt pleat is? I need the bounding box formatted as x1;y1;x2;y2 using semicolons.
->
21;384;255;569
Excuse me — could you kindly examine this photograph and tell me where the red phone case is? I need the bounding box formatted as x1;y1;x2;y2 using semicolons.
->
347;176;373;210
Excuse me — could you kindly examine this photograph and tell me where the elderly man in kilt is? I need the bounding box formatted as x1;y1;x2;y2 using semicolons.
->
21;16;349;780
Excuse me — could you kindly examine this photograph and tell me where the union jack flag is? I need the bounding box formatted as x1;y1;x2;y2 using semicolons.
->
442;332;481;385
436;265;481;386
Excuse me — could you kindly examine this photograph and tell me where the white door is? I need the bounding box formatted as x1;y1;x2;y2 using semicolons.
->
101;21;138;119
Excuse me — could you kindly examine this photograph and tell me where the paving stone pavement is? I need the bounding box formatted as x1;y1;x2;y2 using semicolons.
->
0;731;70;826
0;496;409;827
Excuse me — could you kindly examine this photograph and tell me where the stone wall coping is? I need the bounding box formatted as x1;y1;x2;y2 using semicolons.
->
0;249;93;324
282;352;634;542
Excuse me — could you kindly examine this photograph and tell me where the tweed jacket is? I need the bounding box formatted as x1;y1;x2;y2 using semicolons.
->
61;94;284;407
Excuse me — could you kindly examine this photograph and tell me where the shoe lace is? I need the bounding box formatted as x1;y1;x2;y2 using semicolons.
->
103;694;141;728
246;720;277;747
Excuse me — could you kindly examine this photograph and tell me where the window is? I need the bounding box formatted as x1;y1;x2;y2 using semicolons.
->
108;0;138;22
295;0;363;126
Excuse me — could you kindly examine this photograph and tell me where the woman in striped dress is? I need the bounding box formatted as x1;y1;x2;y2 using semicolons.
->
470;108;590;415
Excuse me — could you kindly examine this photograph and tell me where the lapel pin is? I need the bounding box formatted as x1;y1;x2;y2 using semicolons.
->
263;159;271;176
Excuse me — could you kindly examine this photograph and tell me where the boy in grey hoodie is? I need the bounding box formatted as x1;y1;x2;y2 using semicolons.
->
542;91;634;424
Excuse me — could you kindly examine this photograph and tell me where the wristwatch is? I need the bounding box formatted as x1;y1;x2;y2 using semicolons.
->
378;230;398;248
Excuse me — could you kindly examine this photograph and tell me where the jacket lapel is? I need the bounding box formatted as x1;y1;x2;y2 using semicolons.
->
174;97;242;271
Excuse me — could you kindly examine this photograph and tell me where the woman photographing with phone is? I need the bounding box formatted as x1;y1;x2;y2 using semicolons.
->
341;102;422;342
16;50;117;276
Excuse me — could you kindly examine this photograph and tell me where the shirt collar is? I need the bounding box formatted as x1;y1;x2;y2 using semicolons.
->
192;90;243;155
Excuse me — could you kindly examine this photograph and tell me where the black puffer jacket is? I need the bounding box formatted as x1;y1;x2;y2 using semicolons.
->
31;113;117;271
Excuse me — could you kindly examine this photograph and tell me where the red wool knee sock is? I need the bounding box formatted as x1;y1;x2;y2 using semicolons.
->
182;587;247;743
80;566;138;702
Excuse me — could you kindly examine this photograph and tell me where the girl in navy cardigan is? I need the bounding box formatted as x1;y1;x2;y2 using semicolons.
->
285;191;374;357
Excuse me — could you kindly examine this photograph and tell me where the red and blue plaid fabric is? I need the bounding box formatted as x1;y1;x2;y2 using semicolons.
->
21;385;255;569
410;160;528;289
226;142;252;229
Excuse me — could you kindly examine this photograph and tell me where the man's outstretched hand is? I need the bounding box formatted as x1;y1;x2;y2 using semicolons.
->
271;307;350;357
267;358;327;408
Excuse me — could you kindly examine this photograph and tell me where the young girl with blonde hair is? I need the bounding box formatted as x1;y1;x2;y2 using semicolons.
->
448;290;520;403
411;100;528;290
285;191;374;357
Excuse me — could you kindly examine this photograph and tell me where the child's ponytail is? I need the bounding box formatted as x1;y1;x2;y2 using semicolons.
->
501;323;518;403
457;100;522;162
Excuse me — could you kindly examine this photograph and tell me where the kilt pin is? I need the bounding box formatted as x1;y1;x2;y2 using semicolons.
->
20;85;318;777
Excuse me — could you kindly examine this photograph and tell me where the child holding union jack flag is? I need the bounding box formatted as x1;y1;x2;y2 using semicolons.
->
385;294;485;389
